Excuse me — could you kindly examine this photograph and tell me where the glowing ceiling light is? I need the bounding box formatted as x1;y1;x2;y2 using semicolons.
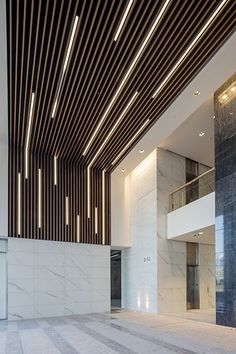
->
152;0;228;98
89;91;138;166
199;132;205;137
52;16;79;118
38;169;42;228
112;119;149;166
54;155;58;186
114;0;134;41
102;170;106;245
87;166;91;218
95;207;98;235
17;173;21;236
218;80;236;105
77;215;80;242
25;92;35;179
65;196;69;225
83;0;171;155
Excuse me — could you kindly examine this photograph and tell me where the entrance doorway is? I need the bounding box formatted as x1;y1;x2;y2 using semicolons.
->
111;250;121;309
0;239;7;320
186;242;199;310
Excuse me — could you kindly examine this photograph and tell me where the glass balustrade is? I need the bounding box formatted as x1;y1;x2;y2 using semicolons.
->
169;168;215;212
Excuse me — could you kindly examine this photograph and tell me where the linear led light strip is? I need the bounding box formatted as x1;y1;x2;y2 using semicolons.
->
152;0;228;98
95;207;98;235
77;215;80;242
54;155;58;185
83;0;171;155
51;16;79;118
66;196;69;225
25;92;35;179
114;0;134;41
87;92;138;220
17;173;21;236
89;91;138;167
87;167;91;218
102;170;106;245
38;169;42;228
112;119;149;165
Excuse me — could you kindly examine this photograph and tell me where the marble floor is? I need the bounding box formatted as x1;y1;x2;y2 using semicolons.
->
164;308;216;324
0;311;236;354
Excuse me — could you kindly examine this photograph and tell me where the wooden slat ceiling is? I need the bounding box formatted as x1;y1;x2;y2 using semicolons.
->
7;0;236;172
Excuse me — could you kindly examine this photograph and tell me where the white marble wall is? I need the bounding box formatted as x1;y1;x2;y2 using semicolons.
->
199;243;216;309
122;151;157;313
8;238;110;320
156;149;187;313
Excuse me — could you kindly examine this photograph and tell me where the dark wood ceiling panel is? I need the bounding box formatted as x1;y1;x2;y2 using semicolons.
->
7;0;236;244
7;0;236;169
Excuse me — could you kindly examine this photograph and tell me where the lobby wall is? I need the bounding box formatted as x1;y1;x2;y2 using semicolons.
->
199;243;216;309
7;238;110;320
156;149;186;313
122;150;157;313
121;148;215;314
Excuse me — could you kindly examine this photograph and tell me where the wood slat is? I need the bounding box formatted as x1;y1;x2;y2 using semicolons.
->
7;0;236;244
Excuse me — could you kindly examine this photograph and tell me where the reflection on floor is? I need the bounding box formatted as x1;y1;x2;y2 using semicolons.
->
164;309;216;324
0;310;235;353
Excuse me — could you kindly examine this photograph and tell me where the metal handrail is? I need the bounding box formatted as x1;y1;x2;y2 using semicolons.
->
169;167;215;196
169;167;215;212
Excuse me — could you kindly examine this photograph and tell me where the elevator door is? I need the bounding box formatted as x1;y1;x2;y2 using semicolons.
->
111;251;121;309
187;265;199;310
0;240;7;320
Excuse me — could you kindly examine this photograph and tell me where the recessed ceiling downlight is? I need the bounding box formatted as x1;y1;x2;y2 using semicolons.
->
199;131;205;137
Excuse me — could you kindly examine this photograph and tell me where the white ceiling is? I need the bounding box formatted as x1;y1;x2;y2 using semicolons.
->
170;225;215;245
112;30;236;177
159;96;215;167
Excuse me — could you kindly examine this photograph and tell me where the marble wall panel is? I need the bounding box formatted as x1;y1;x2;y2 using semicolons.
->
8;238;110;320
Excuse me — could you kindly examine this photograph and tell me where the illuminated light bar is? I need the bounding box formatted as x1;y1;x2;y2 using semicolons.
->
152;0;228;98
95;207;98;235
218;81;236;105
25;93;35;178
77;215;80;242
83;0;171;155
87;166;91;218
89;91;138;166
114;0;134;41
54;155;58;186
38;169;42;228
65;196;69;225
112;119;149;166
102;170;106;245
17;173;21;236
51;16;79;118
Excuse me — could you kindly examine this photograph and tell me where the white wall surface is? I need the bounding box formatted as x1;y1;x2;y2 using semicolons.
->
199;243;216;310
156;149;187;313
111;173;131;248
167;192;215;239
0;0;8;238
8;238;110;320
122;151;157;313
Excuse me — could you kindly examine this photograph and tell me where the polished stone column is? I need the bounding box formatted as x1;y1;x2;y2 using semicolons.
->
215;72;236;327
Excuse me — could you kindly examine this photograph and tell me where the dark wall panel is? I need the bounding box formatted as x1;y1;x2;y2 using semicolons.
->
215;72;236;327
